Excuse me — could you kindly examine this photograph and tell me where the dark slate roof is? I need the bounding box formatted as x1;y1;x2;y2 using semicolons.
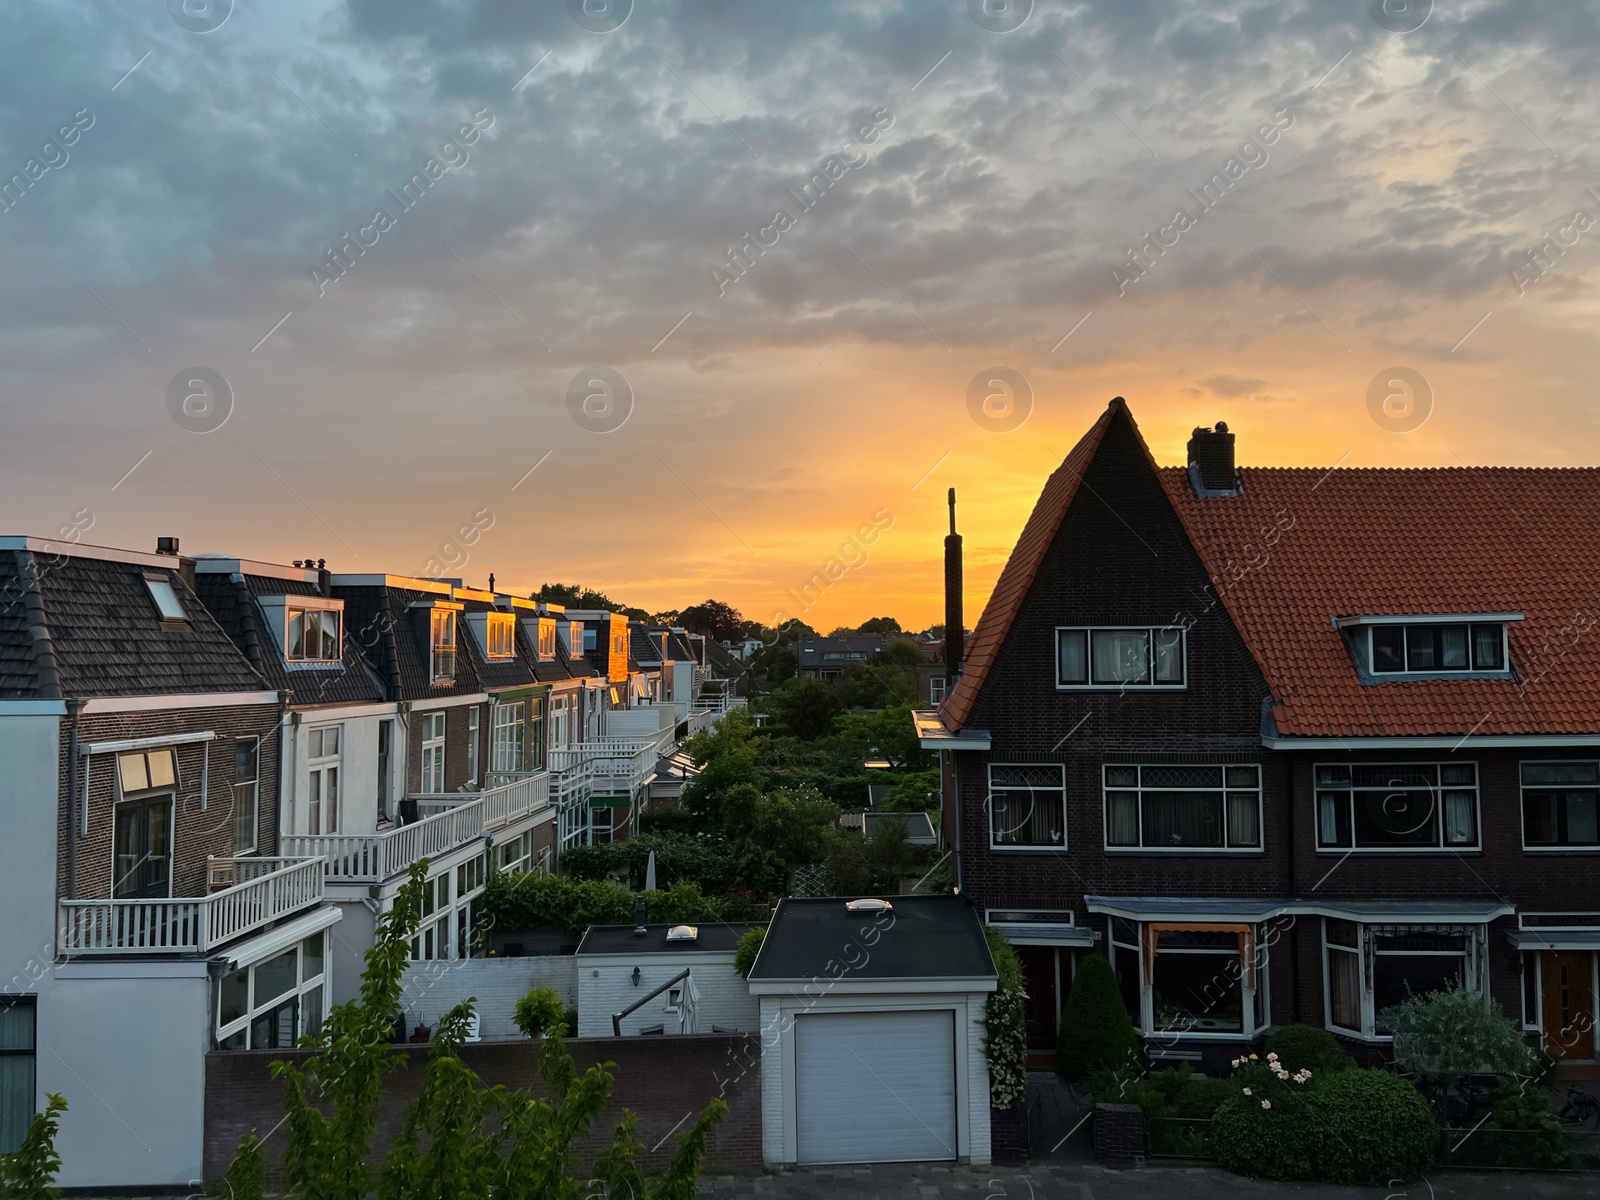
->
334;583;485;700
630;624;663;666
748;895;995;982
451;596;539;693
576;922;762;956
192;571;385;707
0;549;269;699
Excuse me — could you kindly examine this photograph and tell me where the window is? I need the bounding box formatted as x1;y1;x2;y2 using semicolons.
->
537;620;556;660
217;933;327;1050
144;575;187;621
421;712;445;793
528;699;545;771
1521;761;1600;848
1056;627;1184;689
466;707;480;785
495;830;533;876
1315;763;1478;850
1323;919;1474;1037
411;873;454;961
1109;919;1142;1023
492;702;526;773
307;726;341;835
286;606;340;662
377;719;394;823
929;676;946;703
1150;928;1250;1034
486;613;516;659
987;764;1066;849
0;998;36;1154
551;695;573;748
1369;622;1507;675
233;737;259;855
113;795;172;899
117;748;176;795
1103;764;1262;851
431;609;457;681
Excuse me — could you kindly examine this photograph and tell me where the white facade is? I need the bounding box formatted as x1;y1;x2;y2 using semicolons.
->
399;955;577;1040
578;950;759;1038
753;986;993;1168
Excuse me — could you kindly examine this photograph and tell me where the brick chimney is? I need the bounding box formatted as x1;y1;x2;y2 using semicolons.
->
944;488;964;683
1187;422;1241;496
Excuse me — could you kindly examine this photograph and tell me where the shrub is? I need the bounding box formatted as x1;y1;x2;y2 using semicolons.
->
513;986;569;1039
1212;1065;1436;1186
1264;1024;1356;1075
1091;1066;1231;1157
733;928;765;978
980;929;1028;1110
1384;984;1538;1087
0;1093;67;1200
1471;1085;1576;1169
479;872;727;939
1058;954;1139;1081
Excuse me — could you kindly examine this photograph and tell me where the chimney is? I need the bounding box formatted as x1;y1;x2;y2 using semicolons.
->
1187;422;1241;496
632;897;648;937
155;537;180;556
316;559;332;596
944;488;964;684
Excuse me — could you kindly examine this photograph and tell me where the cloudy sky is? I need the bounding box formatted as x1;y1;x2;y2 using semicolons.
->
4;0;1598;630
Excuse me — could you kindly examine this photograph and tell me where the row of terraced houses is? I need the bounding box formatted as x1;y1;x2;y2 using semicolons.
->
0;539;741;1188
921;398;1600;1076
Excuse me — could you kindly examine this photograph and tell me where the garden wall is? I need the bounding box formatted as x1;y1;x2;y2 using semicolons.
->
203;1033;763;1184
397;955;577;1040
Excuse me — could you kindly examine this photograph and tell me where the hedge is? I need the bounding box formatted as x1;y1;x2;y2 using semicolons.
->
479;872;724;938
1263;1024;1356;1075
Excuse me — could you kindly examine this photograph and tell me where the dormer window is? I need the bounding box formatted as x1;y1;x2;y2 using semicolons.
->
538;620;556;660
486;612;515;659
287;606;341;662
144;575;187;622
431;609;457;681
1337;614;1519;679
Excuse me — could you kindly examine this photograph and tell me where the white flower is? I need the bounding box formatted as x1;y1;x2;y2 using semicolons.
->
1242;1087;1252;1095
1261;1099;1272;1110
1231;1058;1241;1068
1266;1052;1278;1061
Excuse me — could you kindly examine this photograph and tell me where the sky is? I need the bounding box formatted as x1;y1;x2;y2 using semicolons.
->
3;0;1599;631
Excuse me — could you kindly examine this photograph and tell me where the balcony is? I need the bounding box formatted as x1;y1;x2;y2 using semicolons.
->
282;799;486;884
57;856;326;956
548;728;672;800
415;771;550;832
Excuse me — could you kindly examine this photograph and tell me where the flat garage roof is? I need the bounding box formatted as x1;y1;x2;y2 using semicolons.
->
749;895;996;983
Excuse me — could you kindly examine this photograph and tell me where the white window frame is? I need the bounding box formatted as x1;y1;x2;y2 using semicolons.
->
285;605;342;663
1102;764;1263;853
143;574;187;622
1366;622;1510;679
233;735;260;855
420;712;446;794
307;725;341;835
216;933;329;1050
485;613;516;659
466;707;480;785
929;676;946;703
1313;762;1481;853
986;763;1067;852
492;701;526;774
1320;918;1483;1041
1055;626;1186;690
1519;760;1600;851
537;620;557;660
431;609;457;682
1108;918;1268;1041
494;830;533;876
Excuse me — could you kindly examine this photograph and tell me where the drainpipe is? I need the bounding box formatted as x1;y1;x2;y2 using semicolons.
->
65;697;82;900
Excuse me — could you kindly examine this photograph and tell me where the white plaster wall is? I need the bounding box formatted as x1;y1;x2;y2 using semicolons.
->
0;714;60;998
46;962;211;1190
755;990;992;1168
576;953;758;1037
281;707;390;837
324;896;376;1006
398;955;577;1039
606;709;670;738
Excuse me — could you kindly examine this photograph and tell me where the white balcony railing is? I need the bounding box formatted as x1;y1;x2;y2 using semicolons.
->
283;799;486;883
58;856;326;955
548;728;670;799
414;771;550;831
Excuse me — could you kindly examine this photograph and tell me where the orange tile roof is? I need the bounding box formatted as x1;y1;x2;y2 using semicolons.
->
1161;463;1600;738
940;398;1143;727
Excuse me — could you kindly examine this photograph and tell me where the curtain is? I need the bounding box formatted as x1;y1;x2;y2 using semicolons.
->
1226;793;1260;847
1105;792;1139;845
1091;630;1149;684
1444;790;1476;844
1141;791;1222;847
1328;947;1361;1030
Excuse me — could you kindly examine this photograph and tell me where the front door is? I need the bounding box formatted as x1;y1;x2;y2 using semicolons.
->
1017;945;1059;1052
1542;951;1597;1059
113;796;172;899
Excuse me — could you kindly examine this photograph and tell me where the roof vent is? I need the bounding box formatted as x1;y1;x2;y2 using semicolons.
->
665;924;698;942
1187;422;1241;496
845;898;893;914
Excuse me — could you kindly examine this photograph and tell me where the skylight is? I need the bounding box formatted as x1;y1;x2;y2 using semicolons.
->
144;576;187;621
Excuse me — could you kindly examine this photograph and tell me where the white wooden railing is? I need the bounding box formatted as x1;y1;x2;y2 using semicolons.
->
283;800;486;883
414;771;549;831
58;856;326;955
548;729;670;798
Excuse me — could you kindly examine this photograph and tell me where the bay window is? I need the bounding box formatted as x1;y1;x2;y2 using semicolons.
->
1106;919;1267;1038
1322;919;1478;1038
1103;764;1261;850
1315;762;1479;850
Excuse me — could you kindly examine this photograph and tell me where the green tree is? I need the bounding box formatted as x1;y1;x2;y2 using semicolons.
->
513;986;570;1038
1384;984;1539;1089
1058;953;1140;1081
748;787;838;864
824;830;870;895
678;599;744;643
0;1093;67;1200
769;677;842;740
865;818;914;892
531;583;648;620
857;616;904;635
733;929;766;978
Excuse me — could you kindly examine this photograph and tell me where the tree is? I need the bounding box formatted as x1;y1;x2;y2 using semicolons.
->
532;583;649;622
864;818;914;892
733;929;766;978
1385;984;1539;1090
1058;953;1140;1080
857;616;903;635
769;677;841;740
678;600;744;644
824;830;870;895
0;1093;67;1200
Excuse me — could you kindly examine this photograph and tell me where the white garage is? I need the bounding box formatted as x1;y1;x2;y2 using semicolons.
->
747;895;998;1167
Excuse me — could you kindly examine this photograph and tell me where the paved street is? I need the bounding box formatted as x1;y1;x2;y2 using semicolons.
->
694;1164;1598;1200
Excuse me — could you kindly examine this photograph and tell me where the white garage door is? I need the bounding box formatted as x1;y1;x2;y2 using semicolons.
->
794;1009;958;1165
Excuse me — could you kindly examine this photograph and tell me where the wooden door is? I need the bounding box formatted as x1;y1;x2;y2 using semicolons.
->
1541;951;1597;1059
1017;946;1059;1051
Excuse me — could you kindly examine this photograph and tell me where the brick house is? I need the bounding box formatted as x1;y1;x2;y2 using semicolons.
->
918;398;1600;1073
0;536;337;1189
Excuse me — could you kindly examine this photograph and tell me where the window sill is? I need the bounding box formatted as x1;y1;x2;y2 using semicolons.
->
1056;685;1187;692
1315;846;1481;854
1105;847;1265;855
988;844;1068;853
1521;846;1600;853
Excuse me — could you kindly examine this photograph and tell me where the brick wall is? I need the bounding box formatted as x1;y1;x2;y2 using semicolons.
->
405;701;482;794
203;1034;763;1183
58;703;282;901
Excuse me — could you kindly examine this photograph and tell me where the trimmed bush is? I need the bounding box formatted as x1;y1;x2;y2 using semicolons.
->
1058;953;1139;1081
1264;1024;1356;1075
512;985;568;1039
733;928;765;979
1472;1085;1576;1169
1212;1066;1436;1185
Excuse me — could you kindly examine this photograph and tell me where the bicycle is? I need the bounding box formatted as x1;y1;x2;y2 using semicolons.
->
1557;1085;1600;1131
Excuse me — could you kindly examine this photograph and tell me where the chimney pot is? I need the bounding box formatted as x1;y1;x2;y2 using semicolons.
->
1187;423;1241;496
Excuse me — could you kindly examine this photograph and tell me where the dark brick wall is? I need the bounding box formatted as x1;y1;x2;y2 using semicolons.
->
1093;1103;1144;1169
405;702;483;794
203;1034;763;1183
57;703;283;901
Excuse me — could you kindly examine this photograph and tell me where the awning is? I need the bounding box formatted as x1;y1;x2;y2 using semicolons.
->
1085;896;1291;922
1311;898;1514;924
986;921;1094;947
1510;928;1600;951
1084;896;1515;924
221;904;342;969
